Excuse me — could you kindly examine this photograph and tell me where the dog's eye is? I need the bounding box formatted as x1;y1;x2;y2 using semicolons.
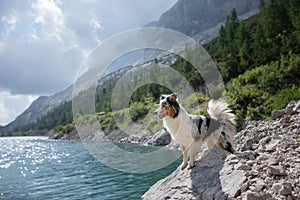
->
162;102;170;108
160;96;166;100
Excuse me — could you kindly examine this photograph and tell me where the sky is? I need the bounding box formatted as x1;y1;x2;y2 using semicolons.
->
0;0;177;126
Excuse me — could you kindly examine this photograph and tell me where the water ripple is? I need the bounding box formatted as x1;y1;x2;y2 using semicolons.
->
0;136;180;199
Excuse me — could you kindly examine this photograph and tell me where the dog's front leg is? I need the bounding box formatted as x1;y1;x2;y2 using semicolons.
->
180;144;188;170
188;139;202;169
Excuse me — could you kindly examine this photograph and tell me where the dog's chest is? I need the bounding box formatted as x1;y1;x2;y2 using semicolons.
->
164;116;198;146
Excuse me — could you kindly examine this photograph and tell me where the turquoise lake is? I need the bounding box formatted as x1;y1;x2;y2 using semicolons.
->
0;137;181;199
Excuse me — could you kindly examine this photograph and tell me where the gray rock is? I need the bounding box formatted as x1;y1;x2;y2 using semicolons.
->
243;191;272;200
272;183;282;194
272;109;285;120
268;165;287;176
285;100;300;115
221;168;246;197
145;129;171;146
279;187;291;195
235;163;251;171
142;147;246;200
242;138;254;151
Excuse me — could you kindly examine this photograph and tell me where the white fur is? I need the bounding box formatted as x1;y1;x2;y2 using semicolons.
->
163;106;195;148
208;99;236;139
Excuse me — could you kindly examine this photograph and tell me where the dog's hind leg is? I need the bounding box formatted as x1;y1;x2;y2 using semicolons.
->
205;136;215;151
188;139;202;169
180;145;189;170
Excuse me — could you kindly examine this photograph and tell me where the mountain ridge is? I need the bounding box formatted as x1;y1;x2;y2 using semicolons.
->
145;0;262;38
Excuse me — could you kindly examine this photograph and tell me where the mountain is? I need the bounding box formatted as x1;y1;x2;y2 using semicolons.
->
0;0;264;135
145;0;263;43
0;86;73;133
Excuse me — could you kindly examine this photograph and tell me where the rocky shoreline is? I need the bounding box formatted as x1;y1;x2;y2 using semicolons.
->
47;100;300;199
47;123;175;147
142;100;300;200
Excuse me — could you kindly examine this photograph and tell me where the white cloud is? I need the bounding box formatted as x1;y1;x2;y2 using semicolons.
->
90;17;102;43
0;12;17;41
0;90;38;126
0;0;177;125
0;0;85;95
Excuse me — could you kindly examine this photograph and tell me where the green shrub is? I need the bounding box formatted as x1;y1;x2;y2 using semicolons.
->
146;118;163;135
129;102;150;122
225;54;300;130
272;86;300;111
181;93;209;113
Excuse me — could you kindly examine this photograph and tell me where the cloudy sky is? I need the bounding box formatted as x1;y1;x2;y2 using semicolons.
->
0;0;177;126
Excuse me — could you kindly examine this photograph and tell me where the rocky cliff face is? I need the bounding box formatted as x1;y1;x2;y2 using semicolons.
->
145;0;262;42
142;100;300;200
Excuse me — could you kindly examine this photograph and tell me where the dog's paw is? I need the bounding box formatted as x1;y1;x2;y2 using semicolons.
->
187;163;195;170
180;162;188;170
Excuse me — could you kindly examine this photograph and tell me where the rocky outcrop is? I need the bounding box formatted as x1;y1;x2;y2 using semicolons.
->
145;129;171;146
142;100;300;200
142;147;246;200
120;129;172;146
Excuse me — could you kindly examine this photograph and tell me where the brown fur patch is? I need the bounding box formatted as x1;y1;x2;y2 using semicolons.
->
216;141;225;150
169;93;177;102
165;106;175;118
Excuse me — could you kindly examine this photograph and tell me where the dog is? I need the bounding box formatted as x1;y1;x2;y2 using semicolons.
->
155;93;236;170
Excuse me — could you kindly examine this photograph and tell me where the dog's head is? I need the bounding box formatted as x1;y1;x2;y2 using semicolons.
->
155;93;180;119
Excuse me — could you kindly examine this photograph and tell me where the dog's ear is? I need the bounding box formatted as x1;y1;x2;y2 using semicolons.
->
169;93;177;102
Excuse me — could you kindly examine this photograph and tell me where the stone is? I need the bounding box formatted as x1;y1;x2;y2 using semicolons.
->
221;169;246;197
235;163;251;171
243;139;254;151
247;160;255;166
272;183;282;194
258;153;271;161
287;195;293;200
243;191;272;200
228;159;239;165
267;158;279;166
249;155;255;160
272;109;285;120
145;129;171;146
285;100;300;116
245;170;259;178
268;165;287;176
265;144;276;152
279;187;291;195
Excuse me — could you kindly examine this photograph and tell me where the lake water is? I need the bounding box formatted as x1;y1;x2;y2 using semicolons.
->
0;137;181;200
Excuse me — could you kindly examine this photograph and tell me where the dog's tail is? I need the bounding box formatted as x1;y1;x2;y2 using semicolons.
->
207;100;236;153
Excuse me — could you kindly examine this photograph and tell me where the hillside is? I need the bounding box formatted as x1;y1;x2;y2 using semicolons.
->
0;86;73;134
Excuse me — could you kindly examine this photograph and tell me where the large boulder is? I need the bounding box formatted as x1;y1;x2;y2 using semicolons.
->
145;129;171;146
142;147;246;200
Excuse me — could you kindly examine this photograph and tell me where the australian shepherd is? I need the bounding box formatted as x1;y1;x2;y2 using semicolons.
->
155;93;236;170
